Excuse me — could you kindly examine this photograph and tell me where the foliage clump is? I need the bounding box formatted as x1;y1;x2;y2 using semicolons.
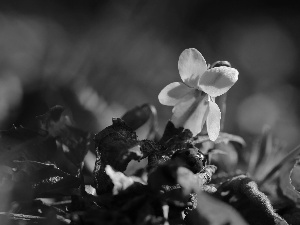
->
1;49;300;225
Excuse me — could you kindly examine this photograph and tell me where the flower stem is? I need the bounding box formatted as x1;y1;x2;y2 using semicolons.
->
218;93;227;131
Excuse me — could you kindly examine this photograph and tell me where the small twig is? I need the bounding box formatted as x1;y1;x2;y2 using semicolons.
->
0;212;71;224
48;200;72;206
0;212;45;221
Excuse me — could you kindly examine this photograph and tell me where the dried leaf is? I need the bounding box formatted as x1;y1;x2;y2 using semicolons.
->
157;121;193;161
160;121;193;145
93;118;147;194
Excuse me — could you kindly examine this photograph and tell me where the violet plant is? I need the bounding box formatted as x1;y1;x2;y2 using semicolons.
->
0;48;300;225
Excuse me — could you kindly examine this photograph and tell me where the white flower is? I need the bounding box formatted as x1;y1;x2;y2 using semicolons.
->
158;48;238;141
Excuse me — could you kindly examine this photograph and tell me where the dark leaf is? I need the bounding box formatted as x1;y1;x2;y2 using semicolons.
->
148;160;216;205
82;208;132;225
13;160;80;197
121;104;158;140
185;191;249;225
159;121;192;145
281;207;300;225
209;144;239;173
0;126;57;166
148;162;185;194
176;165;217;196
171;148;207;173
0;125;78;176
55;126;92;169
36;105;72;137
151;122;194;167
37;105;91;170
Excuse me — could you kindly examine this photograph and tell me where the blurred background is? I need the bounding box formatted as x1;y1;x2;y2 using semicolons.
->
1;0;300;148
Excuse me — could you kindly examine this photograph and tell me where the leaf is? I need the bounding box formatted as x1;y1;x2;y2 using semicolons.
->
121;104;158;140
93;118;148;194
192;132;246;147
171;148;207;173
281;207;300;225
185;191;249;225
36;105;72;137
291;163;300;191
279;157;300;205
159;121;193;145
174;166;247;225
146;121;198;170
0;126;57;166
37;106;91;170
82;208;132;225
13;160;80;197
177;165;217;196
55;126;92;169
148;160;216;204
217;175;288;225
209;144;238;173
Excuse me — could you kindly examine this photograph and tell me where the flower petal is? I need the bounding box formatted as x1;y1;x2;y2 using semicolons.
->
171;90;209;136
158;82;193;106
206;101;221;141
199;66;239;97
178;48;207;88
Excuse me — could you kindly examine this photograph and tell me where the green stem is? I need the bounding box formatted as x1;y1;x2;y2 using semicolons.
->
218;94;227;131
